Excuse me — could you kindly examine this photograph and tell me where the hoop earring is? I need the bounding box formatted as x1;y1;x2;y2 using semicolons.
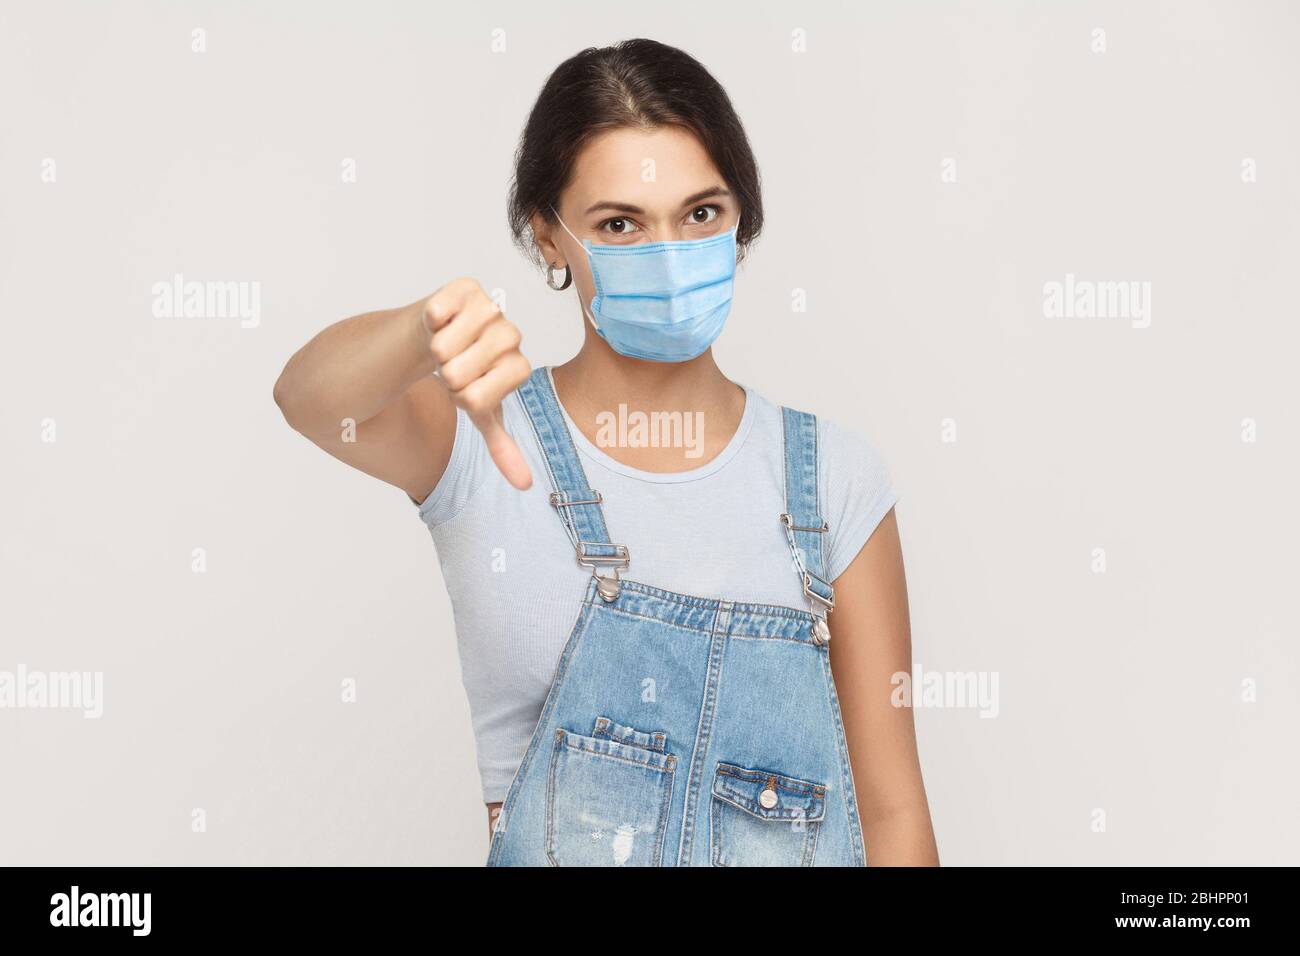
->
546;260;572;291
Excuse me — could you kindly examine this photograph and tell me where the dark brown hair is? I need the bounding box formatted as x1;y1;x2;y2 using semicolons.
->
507;38;763;269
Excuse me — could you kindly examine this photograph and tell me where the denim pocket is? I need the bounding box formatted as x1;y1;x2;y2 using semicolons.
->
710;761;826;867
545;725;677;867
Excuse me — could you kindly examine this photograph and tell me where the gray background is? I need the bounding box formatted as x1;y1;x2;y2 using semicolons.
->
1;0;1296;865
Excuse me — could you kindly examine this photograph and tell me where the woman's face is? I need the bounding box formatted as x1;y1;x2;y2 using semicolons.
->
537;125;740;305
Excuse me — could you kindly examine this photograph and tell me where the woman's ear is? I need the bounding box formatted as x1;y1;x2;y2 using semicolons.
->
530;210;564;269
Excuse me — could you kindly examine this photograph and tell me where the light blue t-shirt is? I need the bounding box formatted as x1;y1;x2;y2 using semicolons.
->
412;367;896;803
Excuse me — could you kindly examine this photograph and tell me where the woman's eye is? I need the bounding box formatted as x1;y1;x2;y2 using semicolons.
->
690;205;720;225
600;218;638;236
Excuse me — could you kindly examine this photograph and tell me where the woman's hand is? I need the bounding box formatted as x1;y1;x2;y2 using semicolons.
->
274;278;533;505
421;278;533;491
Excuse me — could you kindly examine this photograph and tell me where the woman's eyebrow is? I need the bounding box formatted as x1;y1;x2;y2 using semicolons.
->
678;186;731;207
582;187;732;217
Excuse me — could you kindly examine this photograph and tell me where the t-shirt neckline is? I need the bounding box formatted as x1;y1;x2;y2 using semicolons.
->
543;365;757;485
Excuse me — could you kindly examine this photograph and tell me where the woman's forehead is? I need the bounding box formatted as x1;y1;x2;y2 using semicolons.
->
567;126;724;211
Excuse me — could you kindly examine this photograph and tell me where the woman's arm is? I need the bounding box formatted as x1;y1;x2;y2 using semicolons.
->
828;508;940;865
272;279;532;500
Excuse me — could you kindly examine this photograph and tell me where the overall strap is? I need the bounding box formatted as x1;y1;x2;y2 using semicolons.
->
516;366;629;600
780;406;834;644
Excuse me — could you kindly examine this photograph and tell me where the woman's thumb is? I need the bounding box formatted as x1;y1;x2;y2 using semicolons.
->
470;406;533;491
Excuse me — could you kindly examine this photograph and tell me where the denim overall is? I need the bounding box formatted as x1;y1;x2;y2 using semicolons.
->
486;368;866;866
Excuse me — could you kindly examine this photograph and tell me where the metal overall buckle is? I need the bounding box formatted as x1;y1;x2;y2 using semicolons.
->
550;491;630;602
780;513;834;646
575;541;630;602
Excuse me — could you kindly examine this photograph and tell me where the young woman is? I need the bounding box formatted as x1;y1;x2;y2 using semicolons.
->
274;38;938;866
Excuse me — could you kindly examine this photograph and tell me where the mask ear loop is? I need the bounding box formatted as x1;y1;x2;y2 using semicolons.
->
548;204;603;337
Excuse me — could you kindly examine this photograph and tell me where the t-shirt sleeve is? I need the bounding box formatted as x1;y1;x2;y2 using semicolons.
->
819;418;898;583
408;405;490;528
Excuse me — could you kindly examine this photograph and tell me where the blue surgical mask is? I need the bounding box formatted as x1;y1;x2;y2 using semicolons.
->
551;205;740;362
